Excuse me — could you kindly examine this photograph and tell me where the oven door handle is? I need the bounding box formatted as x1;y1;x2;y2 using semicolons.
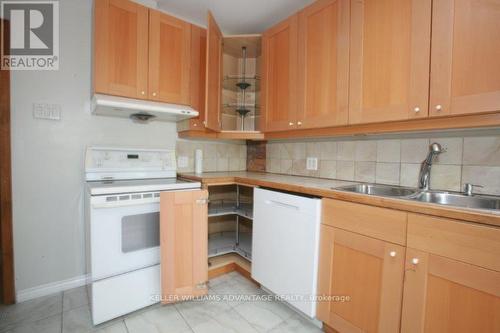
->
91;197;160;209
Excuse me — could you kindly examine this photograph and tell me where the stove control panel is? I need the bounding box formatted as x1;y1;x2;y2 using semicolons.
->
85;147;177;180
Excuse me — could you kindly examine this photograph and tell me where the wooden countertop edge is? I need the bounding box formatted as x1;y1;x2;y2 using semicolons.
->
179;173;500;228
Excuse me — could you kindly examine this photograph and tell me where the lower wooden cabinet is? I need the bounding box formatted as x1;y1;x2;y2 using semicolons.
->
160;190;208;303
401;248;500;333
317;225;405;332
317;200;500;333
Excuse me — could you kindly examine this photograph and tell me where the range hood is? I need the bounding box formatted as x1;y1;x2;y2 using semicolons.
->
91;94;198;122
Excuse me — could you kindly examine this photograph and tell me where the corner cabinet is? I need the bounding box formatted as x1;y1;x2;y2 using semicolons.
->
188;25;207;130
204;12;223;131
94;0;149;99
160;190;209;303
429;0;500;117
261;14;298;132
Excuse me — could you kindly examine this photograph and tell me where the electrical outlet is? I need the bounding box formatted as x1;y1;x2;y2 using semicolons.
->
306;157;318;171
33;103;62;120
177;156;188;168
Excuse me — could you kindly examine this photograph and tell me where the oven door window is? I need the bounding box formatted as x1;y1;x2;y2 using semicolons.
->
121;212;160;253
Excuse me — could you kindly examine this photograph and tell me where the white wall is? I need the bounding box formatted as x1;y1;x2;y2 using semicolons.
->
10;0;178;296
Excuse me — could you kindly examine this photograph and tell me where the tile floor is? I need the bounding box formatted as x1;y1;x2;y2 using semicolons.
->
0;271;322;333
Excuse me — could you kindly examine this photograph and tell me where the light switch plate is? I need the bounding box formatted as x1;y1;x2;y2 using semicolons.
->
178;156;188;168
33;103;62;120
306;157;318;170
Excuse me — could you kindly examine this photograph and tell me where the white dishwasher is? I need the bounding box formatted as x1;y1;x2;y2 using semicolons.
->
252;188;321;318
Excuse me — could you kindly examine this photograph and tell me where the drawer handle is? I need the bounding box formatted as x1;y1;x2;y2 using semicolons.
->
389;251;397;257
265;200;299;211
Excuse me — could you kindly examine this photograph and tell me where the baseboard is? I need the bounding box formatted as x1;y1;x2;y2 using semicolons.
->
16;274;89;303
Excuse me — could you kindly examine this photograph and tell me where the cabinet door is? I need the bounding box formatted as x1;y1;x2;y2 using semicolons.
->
204;12;223;131
317;226;405;333
94;0;149;99
149;10;191;105
401;248;500;333
349;0;431;124
429;0;500;117
297;0;349;129
261;15;299;132
189;25;207;130
160;190;208;303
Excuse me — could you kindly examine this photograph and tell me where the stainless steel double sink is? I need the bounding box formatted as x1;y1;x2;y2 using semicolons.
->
334;184;500;211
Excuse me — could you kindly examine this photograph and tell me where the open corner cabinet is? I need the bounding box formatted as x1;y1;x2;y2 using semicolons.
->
204;12;262;134
206;184;254;278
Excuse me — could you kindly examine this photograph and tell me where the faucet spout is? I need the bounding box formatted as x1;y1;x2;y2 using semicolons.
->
418;143;443;191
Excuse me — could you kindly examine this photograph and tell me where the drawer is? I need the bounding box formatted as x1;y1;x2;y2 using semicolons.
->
322;199;407;245
407;213;500;272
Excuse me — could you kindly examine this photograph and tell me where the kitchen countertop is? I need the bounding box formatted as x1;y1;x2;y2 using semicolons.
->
179;171;500;228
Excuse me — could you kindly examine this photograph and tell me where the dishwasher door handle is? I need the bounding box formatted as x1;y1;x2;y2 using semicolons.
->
265;200;300;211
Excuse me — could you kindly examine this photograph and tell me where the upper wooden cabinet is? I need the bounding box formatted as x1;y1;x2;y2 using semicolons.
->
261;14;298;132
317;225;405;332
160;190;208;303
349;0;432;124
297;0;349;129
429;0;500;117
149;10;191;105
94;0;149;99
204;12;223;131
188;25;207;130
94;0;193;106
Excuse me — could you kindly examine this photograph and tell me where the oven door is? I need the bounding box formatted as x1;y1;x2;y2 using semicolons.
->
89;192;161;281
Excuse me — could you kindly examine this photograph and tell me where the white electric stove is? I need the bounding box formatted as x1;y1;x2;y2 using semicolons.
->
84;147;200;324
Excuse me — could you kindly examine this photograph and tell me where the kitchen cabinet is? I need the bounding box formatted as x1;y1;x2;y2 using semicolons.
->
94;0;193;106
149;10;191;105
318;200;500;333
204;12;223;131
160;190;208;303
297;0;349;129
317;225;405;332
401;213;500;332
203;13;263;132
349;0;432;124
261;14;298;132
187;25;207;130
429;0;500;117
94;0;149;99
401;248;500;333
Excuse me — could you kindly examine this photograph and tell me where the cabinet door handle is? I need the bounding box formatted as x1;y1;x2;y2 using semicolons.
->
141;91;146;96
289;122;294;126
435;105;442;112
389;251;397;257
152;92;157;97
413;107;420;113
297;121;302;126
411;258;419;265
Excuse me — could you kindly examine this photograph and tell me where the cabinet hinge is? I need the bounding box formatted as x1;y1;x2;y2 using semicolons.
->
196;282;208;289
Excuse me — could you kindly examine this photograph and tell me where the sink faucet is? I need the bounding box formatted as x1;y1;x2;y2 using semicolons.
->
418;143;443;191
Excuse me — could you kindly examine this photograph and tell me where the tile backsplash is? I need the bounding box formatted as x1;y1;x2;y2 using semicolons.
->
266;134;500;195
176;140;247;173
